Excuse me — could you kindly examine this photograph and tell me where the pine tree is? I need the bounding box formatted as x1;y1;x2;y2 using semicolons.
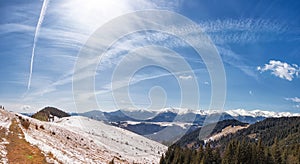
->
183;149;191;164
190;150;198;164
297;144;300;163
195;146;204;163
203;143;217;164
234;140;242;164
281;148;288;164
222;140;236;164
172;146;182;163
265;148;274;164
240;139;252;164
250;143;257;162
256;138;266;164
298;146;300;163
159;154;166;164
271;138;281;164
165;147;175;163
213;148;221;164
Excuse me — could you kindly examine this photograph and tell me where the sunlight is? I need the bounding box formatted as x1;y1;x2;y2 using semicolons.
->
58;0;132;32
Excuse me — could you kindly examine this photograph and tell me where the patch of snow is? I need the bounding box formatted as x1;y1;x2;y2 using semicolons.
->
0;109;12;130
0;134;9;164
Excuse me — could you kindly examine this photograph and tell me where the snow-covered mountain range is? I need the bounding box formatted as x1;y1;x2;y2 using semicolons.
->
224;108;300;117
77;108;300;125
151;108;300;118
75;108;300;144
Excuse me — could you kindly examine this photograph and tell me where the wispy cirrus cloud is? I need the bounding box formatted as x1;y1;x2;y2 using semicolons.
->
179;75;193;80
199;18;289;44
163;18;290;45
216;46;257;79
0;23;35;34
285;97;300;103
285;97;300;108
200;18;287;33
257;60;299;81
19;16;286;111
24;17;277;100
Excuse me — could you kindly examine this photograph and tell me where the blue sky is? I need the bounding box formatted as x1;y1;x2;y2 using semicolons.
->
0;0;300;113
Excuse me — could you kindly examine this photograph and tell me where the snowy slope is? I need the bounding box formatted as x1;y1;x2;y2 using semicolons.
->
19;114;166;163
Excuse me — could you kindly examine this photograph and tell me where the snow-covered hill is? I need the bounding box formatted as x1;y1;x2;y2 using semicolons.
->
0;109;167;163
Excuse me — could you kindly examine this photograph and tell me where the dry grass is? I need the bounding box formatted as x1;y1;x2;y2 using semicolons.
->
6;119;49;164
0;127;6;138
20;118;31;129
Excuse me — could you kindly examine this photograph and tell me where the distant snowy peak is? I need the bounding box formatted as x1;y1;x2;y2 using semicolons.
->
153;108;221;115
154;108;300;118
154;108;194;115
110;108;300;118
225;109;300;118
120;108;153;113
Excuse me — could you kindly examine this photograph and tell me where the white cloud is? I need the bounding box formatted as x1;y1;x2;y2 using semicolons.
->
204;81;209;85
22;105;32;111
285;97;300;109
257;60;299;81
179;75;193;80
249;90;253;95
285;97;300;103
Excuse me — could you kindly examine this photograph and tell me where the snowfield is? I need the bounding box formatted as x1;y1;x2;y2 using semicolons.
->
19;115;167;163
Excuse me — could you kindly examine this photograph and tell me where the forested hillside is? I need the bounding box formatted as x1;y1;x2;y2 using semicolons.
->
160;117;300;164
32;106;70;121
174;119;248;148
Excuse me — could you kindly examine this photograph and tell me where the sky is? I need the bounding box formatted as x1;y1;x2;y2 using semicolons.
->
0;0;300;113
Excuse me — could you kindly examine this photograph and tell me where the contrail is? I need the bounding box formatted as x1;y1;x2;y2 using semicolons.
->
28;0;49;90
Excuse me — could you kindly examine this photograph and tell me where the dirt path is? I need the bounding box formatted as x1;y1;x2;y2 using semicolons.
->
5;119;49;164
